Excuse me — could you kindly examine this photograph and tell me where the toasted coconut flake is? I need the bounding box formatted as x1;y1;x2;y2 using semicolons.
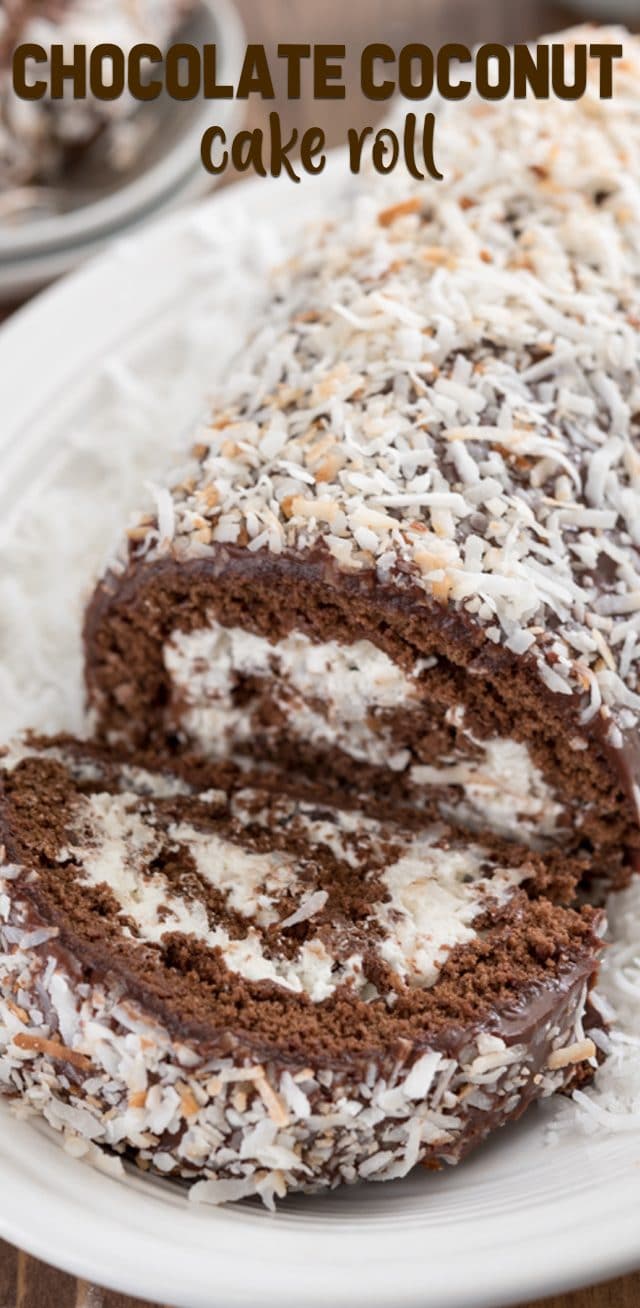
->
378;197;422;227
255;1075;290;1127
13;1032;91;1071
547;1039;597;1070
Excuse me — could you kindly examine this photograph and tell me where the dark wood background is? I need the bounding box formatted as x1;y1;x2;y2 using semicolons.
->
2;0;639;1303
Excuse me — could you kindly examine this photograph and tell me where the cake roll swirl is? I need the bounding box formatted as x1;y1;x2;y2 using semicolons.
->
0;738;602;1202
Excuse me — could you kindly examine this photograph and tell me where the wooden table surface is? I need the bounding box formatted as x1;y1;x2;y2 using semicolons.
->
3;0;639;1304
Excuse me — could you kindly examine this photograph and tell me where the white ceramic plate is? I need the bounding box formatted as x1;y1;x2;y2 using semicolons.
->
0;162;214;301
0;167;639;1308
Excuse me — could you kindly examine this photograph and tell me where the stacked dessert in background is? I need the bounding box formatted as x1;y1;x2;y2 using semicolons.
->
0;30;638;1202
0;0;193;189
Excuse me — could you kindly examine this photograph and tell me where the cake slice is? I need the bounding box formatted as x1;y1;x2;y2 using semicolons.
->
0;737;601;1202
85;34;640;890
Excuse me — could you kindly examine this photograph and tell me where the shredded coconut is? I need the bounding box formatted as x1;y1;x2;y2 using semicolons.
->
551;875;640;1142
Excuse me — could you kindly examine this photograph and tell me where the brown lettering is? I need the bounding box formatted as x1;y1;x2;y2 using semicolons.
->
201;125;228;173
50;43;86;98
314;44;345;99
589;42;622;99
551;42;586;100
513;44;549;99
277;44;311;99
300;126;326;174
12;44;47;99
237;44;275;99
372;127;399;174
436;44;471;99
128;44;162;100
89;44;124;100
361;44;394;100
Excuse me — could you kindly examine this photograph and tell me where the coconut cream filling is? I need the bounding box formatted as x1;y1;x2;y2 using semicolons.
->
411;735;566;846
57;789;523;1002
163;620;565;843
163;621;420;771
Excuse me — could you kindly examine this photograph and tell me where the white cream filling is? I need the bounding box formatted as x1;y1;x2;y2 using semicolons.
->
163;622;564;844
375;835;523;988
61;792;353;1003
163;621;418;770
59;791;523;1002
411;735;565;845
167;820;299;928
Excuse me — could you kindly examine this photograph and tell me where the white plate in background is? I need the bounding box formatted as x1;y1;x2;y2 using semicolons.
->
0;167;638;1308
0;0;244;298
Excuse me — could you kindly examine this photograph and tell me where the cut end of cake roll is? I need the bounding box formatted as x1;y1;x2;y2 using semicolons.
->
84;31;640;890
86;541;640;891
0;737;602;1201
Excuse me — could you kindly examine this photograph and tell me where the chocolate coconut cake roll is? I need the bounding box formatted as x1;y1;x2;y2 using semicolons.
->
86;35;640;888
0;738;601;1201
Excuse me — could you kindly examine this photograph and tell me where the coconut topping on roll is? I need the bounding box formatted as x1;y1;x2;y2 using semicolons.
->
122;29;640;750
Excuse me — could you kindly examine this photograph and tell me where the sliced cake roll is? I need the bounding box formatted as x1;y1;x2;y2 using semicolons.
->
0;738;601;1202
